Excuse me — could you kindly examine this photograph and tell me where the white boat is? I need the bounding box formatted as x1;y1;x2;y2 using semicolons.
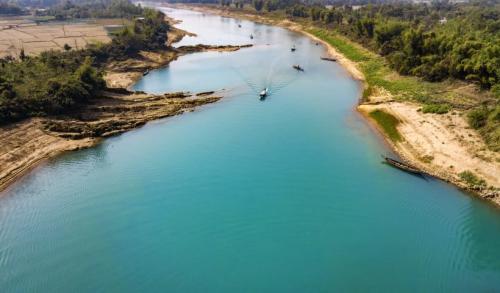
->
259;88;268;99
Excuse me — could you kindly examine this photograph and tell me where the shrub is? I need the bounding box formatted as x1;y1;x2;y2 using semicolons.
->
467;106;489;129
422;103;450;114
459;170;486;188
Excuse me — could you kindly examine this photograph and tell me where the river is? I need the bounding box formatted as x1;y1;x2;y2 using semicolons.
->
1;6;500;292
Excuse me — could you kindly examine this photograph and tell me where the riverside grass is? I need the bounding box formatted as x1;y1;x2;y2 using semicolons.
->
369;109;402;142
307;28;441;102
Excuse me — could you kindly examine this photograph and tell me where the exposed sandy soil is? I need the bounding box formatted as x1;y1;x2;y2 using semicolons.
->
0;90;221;193
0;119;95;192
169;4;500;205
360;102;499;204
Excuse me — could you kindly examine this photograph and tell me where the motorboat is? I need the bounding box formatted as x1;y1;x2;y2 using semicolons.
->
259;88;268;99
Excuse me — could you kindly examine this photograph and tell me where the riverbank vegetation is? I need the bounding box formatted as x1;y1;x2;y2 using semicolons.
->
368;109;401;142
0;1;169;124
0;2;26;15
42;0;144;20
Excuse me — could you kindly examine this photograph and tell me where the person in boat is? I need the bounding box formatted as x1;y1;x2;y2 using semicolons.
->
291;45;296;52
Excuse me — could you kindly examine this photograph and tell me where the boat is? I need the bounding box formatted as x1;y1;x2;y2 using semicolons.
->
293;65;304;71
238;24;242;28
382;155;423;175
143;69;150;76
321;57;337;62
259;88;268;99
250;34;253;39
291;45;296;52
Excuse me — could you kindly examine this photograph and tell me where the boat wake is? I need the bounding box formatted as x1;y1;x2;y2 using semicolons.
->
229;55;301;99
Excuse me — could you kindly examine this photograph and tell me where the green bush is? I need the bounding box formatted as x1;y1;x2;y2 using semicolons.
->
467;107;489;129
422;104;450;114
459;171;486;188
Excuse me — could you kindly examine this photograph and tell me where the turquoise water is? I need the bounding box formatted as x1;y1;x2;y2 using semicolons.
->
1;7;500;292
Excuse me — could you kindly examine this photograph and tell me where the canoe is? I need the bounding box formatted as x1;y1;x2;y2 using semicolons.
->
382;156;423;175
321;57;337;62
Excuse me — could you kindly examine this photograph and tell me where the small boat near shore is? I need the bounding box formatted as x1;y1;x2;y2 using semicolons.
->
382;155;423;175
321;57;337;62
250;34;253;39
143;69;150;76
293;65;304;71
259;88;268;100
291;45;296;52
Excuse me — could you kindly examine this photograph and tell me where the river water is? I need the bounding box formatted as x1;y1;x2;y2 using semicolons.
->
1;6;499;292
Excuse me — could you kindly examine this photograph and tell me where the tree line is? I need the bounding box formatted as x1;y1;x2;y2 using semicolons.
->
271;1;500;92
0;5;169;124
38;0;144;19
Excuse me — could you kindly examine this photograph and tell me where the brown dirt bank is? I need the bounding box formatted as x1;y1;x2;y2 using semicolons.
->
0;90;221;193
168;4;500;206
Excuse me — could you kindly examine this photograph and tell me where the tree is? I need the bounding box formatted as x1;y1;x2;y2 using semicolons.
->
19;48;26;61
253;0;264;12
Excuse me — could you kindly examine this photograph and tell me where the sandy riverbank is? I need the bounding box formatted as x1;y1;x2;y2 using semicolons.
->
168;4;499;205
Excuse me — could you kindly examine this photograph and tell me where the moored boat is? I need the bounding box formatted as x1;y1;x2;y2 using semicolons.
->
320;57;337;62
382;155;423;175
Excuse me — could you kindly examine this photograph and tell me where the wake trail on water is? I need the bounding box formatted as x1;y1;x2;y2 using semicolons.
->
229;53;301;97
